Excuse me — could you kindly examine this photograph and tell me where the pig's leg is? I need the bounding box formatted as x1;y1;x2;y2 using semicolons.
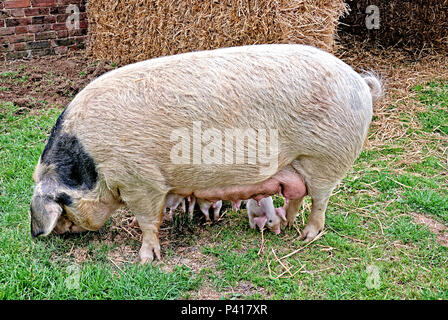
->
300;189;332;242
137;212;163;263
284;197;304;227
124;191;166;264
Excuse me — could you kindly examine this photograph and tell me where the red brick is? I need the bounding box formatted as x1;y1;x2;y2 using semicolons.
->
14;25;27;33
4;0;30;9
55;13;69;23
0;35;9;45
49;6;62;14
6;50;30;59
9;8;24;16
34;30;56;40
31;0;54;7
1;40;11;52
32;47;54;56
6;17;31;27
54;45;67;54
45;15;55;23
56;29;66;37
51;22;66;30
9;32;32;42
1;9;11;18
26;39;49;49
57;0;80;5
24;7;49;16
67;27;86;37
0;26;14;35
31;15;55;24
12;40;27;50
27;23;50;32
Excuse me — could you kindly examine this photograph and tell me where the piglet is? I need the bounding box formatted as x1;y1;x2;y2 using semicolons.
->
246;197;286;234
164;194;186;220
197;198;223;223
231;200;242;211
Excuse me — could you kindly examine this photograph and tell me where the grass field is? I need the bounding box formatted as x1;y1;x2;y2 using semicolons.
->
0;57;447;299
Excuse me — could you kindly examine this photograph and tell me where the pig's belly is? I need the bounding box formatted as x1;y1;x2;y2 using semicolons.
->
173;167;307;202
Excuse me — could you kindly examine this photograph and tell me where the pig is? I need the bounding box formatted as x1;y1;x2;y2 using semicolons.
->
197;198;223;223
231;200;242;211
185;195;222;222
30;44;382;263
246;197;286;234
187;195;196;220
164;194;186;220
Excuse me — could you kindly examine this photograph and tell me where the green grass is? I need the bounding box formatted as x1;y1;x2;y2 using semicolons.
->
413;81;448;135
0;103;200;299
0;80;447;299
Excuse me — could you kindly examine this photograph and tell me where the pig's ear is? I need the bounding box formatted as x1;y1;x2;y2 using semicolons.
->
254;216;267;230
275;207;287;222
30;193;63;238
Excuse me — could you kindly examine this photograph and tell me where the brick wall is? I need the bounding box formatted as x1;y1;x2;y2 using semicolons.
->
1;0;87;61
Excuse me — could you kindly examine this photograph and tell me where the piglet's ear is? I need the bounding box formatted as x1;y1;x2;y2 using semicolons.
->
254;216;267;230
275;207;287;222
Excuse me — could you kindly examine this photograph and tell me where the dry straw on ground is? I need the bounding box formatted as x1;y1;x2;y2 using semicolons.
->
340;0;448;54
87;0;348;65
336;41;448;156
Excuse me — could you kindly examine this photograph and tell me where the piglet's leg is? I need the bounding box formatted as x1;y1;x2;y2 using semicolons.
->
188;196;196;220
200;204;211;223
213;201;222;221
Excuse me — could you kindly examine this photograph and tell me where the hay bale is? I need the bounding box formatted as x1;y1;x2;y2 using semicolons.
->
87;0;348;66
340;0;448;53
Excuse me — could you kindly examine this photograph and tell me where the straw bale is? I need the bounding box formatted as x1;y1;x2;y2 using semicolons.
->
87;0;348;65
340;0;448;54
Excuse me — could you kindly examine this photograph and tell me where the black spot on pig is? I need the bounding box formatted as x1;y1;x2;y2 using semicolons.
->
55;192;73;206
41;108;67;161
41;108;98;190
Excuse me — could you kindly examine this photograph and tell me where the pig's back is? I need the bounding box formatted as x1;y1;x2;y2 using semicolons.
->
62;44;373;189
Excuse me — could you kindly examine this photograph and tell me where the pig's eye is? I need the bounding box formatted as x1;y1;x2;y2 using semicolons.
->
268;220;272;223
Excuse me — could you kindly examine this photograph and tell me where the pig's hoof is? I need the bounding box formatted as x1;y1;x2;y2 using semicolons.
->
286;216;296;228
130;217;140;228
139;244;161;264
299;225;322;242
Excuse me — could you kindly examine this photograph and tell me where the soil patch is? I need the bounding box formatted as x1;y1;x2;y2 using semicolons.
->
412;212;448;247
0;52;117;110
